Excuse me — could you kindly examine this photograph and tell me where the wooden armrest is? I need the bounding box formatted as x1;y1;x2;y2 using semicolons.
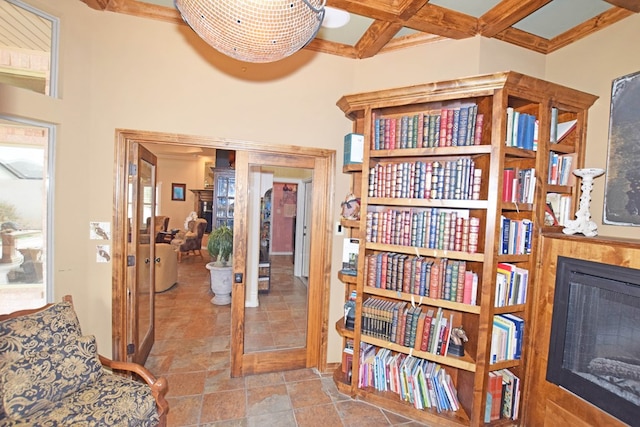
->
99;354;169;424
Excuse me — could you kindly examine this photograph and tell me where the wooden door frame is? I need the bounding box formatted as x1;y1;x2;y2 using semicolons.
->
112;129;335;372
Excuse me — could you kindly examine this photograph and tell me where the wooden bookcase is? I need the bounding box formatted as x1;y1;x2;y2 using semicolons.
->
211;167;235;230
333;72;597;426
335;148;364;392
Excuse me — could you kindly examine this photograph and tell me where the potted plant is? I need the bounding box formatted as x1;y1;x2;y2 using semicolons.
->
205;225;233;305
207;225;233;266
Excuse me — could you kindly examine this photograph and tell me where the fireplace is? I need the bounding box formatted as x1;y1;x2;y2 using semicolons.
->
546;256;640;426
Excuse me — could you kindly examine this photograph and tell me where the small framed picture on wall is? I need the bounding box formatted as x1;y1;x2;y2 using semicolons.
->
172;183;186;201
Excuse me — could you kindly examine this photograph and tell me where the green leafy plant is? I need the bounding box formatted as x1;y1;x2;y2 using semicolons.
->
207;225;233;266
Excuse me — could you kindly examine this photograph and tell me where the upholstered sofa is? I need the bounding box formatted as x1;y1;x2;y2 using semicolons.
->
0;296;169;426
140;216;170;245
139;243;178;293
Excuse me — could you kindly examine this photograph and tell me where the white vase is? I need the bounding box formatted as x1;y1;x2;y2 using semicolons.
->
206;262;232;305
563;168;605;237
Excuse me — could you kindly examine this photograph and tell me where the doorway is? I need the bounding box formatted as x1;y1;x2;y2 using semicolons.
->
112;130;335;375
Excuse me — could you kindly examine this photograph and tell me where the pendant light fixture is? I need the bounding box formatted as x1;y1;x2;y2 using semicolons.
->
175;0;327;63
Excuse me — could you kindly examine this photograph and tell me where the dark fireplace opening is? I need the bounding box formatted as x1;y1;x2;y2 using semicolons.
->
547;256;640;426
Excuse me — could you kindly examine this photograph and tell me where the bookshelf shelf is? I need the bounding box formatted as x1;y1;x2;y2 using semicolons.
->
548;142;575;154
504;147;536;158
340;218;360;229
366;242;486;263
546;184;574;194
367;198;489;210
363;286;482;314
335;72;596;426
332;366;352;394
496;254;530;263
493;304;526;315
335;317;354;339
362;335;477;372
343;163;363;173
338;271;358;284
371;145;492;158
362;389;471;426
541;225;565;233
500;202;533;212
489;359;521;371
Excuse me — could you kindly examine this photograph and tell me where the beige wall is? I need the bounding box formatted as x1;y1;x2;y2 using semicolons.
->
545;13;640;240
2;0;639;362
155;154;214;231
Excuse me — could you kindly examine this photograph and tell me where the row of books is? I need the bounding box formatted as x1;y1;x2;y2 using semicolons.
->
490;314;524;364
499;216;533;255
364;253;479;305
548;152;575;185
485;369;521;422
505;108;538;151
368;158;482;201
359;344;461;412
550;107;577;144
372;105;484;150
341;339;354;382
546;193;572;226
495;263;528;307
361;299;458;359
366;208;481;254
502;167;536;204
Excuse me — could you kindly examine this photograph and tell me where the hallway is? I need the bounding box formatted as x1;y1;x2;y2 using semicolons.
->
145;254;426;426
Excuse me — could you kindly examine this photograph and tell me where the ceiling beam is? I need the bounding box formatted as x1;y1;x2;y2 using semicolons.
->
396;0;429;20
355;20;404;58
112;1;182;24
381;32;447;54
79;0;116;10
405;3;477;39
479;0;551;38
326;0;399;20
603;0;640;12
493;27;550;54
305;39;358;58
79;0;182;23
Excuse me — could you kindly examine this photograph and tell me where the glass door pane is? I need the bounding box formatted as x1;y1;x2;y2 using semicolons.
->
0;118;50;313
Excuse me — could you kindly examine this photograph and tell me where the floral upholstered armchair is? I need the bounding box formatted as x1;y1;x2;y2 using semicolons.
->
0;296;168;426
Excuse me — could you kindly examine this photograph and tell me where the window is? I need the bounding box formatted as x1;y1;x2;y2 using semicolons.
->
0;0;59;97
0;117;54;314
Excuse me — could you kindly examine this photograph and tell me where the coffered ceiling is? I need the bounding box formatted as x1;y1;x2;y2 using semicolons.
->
78;0;640;59
1;0;639;59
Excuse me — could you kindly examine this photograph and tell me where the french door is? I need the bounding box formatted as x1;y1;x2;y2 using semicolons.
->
231;150;331;376
126;143;157;364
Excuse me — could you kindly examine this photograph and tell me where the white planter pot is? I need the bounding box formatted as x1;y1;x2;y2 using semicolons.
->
206;262;232;305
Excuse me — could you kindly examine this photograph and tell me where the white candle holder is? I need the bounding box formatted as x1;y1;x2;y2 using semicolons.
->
563;168;605;237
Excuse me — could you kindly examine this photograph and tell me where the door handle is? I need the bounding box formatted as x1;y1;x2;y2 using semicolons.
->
144;258;150;264
155;257;161;263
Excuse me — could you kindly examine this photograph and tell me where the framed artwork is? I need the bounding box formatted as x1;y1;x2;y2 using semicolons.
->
603;70;640;226
171;183;186;201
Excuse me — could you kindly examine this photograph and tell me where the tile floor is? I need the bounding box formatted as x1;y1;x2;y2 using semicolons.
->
145;254;428;426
